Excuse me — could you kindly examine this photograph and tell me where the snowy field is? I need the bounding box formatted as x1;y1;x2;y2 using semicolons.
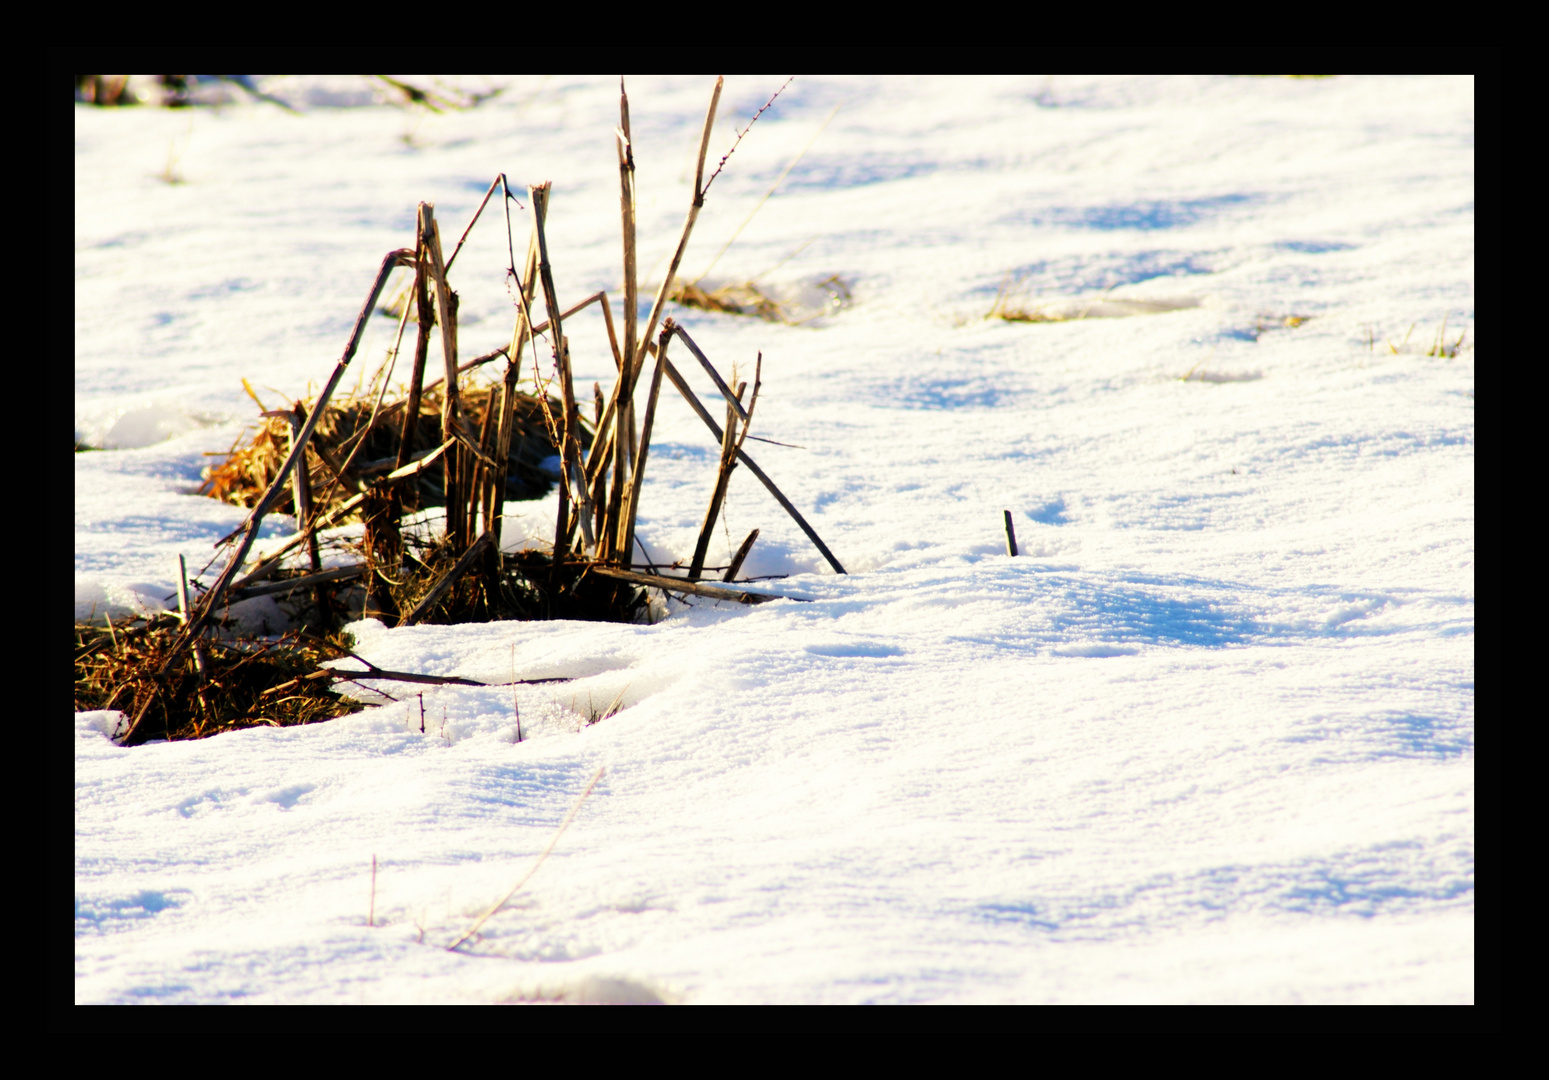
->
74;75;1474;1004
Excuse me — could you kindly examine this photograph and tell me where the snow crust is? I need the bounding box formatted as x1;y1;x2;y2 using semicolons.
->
75;75;1473;1004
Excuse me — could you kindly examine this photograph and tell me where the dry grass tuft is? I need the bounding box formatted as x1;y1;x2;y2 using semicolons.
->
986;275;1201;324
1364;316;1470;358
671;280;784;321
670;274;852;325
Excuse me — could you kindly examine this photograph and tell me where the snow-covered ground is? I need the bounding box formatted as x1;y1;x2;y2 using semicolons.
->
75;75;1474;1004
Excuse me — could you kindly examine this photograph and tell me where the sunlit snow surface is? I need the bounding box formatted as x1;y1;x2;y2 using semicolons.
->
75;75;1473;1004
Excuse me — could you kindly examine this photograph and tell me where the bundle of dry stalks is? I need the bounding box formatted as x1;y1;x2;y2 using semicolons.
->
148;77;847;738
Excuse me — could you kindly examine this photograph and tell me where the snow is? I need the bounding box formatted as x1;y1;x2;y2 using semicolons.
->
75;75;1474;1004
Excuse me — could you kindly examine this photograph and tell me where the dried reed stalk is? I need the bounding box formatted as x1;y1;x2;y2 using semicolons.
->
688;388;742;580
632;76;723;388
529;184;597;571
588;566;797;605
395;211;437;473
420;207;466;552
609;80;640;562
670;322;750;423
690;358;759;579
284;404;334;624
723;528;759;582
620;324;671;568
491;228;540;553
660;354;846;575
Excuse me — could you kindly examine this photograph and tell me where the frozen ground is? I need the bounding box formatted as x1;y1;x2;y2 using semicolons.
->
75;75;1473;1004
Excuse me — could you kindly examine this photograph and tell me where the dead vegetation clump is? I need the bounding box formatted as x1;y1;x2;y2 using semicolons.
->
74;618;364;746
131;77;844;744
201;384;589;520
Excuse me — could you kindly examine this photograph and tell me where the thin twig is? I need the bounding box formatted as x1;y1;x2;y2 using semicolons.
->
700;77;793;198
448;767;606;952
695;85;825;283
444;175;502;275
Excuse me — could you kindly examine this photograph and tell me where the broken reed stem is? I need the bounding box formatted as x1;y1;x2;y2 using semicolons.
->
529;184;596;566
669;322;750;424
228;564;366;603
448;766;606;953
284;407;321;577
660;353;846;575
1003;510;1019;557
420;206;466;552
400;531;495;627
723;528;760;582
620;325;671;567
473;382;498;539
529;184;571;576
618;80;639;380
562;341;598;555
491;231;540;554
285;404;334;624
589;566;799;605
395;214;437;472
633;76;723;388
689;349;760;580
689;382;744;580
166;247;413;675
608;82;640;564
